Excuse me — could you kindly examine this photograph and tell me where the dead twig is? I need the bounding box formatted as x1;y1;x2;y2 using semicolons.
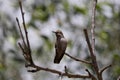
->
26;64;90;78
91;0;97;54
65;53;92;65
84;29;99;79
16;0;34;66
84;0;111;80
16;18;27;48
99;64;112;75
86;69;97;80
16;0;91;79
19;0;31;54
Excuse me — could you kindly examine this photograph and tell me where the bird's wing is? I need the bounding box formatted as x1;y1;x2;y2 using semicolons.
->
60;38;67;53
54;41;60;63
54;38;67;63
55;42;57;49
57;37;67;62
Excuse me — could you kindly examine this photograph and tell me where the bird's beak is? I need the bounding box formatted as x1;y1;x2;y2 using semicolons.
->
52;31;56;33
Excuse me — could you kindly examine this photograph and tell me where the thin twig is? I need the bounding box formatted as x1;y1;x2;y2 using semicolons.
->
91;0;103;79
84;29;101;79
91;0;101;79
17;0;34;66
18;42;25;54
16;18;27;48
91;0;97;54
19;0;31;54
16;0;91;79
83;29;96;64
86;69;96;80
64;66;68;74
65;53;92;65
18;42;34;65
27;65;91;78
16;0;102;79
99;64;112;75
83;29;94;57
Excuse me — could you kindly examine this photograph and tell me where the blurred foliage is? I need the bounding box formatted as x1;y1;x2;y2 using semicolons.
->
0;0;120;80
32;5;50;21
73;5;87;15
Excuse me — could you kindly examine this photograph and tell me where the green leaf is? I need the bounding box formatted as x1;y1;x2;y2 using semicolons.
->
32;5;49;21
113;54;120;61
47;3;55;15
73;6;87;15
63;0;69;13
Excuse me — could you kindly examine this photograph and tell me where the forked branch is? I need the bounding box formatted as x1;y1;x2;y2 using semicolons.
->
18;0;31;54
83;0;111;80
16;0;91;79
99;64;112;75
16;0;111;80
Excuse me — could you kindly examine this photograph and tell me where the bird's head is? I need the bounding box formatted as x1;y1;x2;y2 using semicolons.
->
52;30;64;38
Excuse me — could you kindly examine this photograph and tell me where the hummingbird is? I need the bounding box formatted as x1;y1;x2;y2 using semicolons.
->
53;30;67;64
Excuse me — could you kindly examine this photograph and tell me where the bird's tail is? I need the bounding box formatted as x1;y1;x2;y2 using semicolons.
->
54;52;64;64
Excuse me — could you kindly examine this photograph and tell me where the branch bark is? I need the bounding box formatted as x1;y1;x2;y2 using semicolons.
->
90;0;102;79
65;53;92;64
16;0;91;79
99;64;112;75
26;64;90;78
84;0;111;80
16;0;111;80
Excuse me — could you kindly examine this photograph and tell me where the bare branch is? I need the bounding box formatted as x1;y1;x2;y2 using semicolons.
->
16;0;34;66
84;29;98;69
86;69;97;80
84;28;101;79
26;65;91;78
91;0;97;54
16;0;92;79
65;53;92;65
99;64;112;75
16;18;27;48
18;42;25;54
19;0;31;54
16;0;111;80
83;29;94;57
64;66;68;74
90;0;104;79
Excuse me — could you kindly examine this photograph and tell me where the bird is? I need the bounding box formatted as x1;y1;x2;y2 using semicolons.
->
53;30;67;64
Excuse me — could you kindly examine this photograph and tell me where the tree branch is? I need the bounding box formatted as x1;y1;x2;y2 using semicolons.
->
99;64;112;75
91;0;97;55
84;0;111;79
91;0;102;79
16;0;92;79
84;29;101;79
18;0;31;54
83;29;94;57
16;0;34;66
26;64;91;78
16;0;111;80
16;18;27;48
65;53;92;65
86;69;97;80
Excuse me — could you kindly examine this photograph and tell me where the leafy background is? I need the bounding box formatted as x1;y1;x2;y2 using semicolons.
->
0;0;120;80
